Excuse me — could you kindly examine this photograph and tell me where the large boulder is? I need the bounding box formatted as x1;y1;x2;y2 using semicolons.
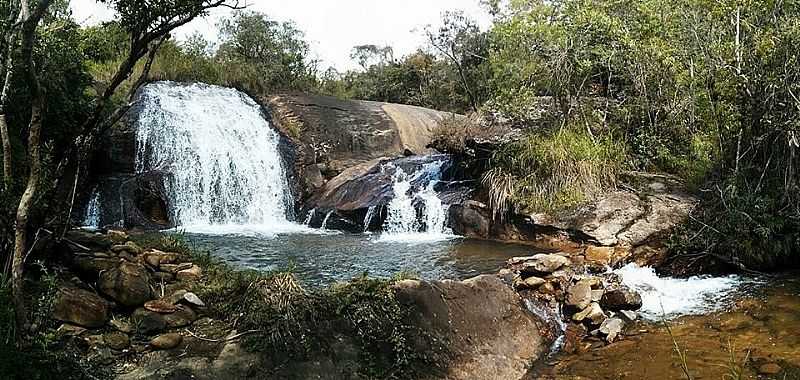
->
394;275;548;380
52;286;110;328
99;262;153;307
601;287;643;311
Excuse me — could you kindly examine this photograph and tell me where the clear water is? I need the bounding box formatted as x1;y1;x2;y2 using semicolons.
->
134;81;294;229
186;232;537;286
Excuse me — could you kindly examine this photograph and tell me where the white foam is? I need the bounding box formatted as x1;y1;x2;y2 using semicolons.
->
614;264;744;320
176;223;333;238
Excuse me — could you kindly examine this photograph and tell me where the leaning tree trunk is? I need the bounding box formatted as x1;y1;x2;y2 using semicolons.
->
11;0;52;336
0;6;20;191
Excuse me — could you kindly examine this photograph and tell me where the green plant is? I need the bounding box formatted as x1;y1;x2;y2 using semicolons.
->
491;127;625;213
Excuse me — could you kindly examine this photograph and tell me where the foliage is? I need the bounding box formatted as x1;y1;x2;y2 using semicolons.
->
491;128;625;213
184;246;430;379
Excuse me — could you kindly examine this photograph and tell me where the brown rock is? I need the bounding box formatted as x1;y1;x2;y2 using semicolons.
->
99;261;153;307
144;300;178;314
104;332;131;350
566;281;593;311
160;262;193;274
132;308;166;335
514;276;546;290
55;324;87;338
143;250;181;267
110;241;143;255
52;286;110;328
585;246;614;266
573;303;606;326
73;256;122;277
164;305;197;328
520;254;570;275
177;265;202;281
601;287;643;311
152;271;175;283
758;363;782;375
150;333;183;350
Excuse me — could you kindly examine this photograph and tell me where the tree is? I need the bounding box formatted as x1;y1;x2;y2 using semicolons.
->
4;0;243;339
350;44;394;70
426;11;489;112
216;11;314;92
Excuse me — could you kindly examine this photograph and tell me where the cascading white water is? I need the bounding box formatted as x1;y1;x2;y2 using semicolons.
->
135;82;299;235
614;264;745;320
83;188;101;228
380;159;454;242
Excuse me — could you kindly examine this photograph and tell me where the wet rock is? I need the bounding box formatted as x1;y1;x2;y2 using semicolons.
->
111;241;143;255
566;281;593;311
132;308;166;335
164;305;197;328
598;317;625;343
585;246;614;266
515;276;546;290
106;229;129;242
601;287;643;311
591;290;604;302
538;282;557;295
562;323;588;354
520;254;570;275
52;286;110;328
176;265;202;281
150;333;183;350
104;332;131;350
619;310;638;322
99;261;153;307
572;303;606;325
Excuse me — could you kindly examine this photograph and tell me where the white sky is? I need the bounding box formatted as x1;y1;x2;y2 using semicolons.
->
69;0;491;71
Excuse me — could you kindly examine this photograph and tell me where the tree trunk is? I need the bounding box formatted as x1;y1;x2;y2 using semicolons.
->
0;6;21;190
11;0;53;337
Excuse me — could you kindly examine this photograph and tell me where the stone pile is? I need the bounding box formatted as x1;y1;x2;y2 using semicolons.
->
52;229;208;361
502;250;643;348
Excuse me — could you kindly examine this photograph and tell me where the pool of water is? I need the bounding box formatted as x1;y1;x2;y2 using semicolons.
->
185;229;540;286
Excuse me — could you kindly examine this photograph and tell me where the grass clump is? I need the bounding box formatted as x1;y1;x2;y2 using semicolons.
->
174;244;429;379
488;127;626;214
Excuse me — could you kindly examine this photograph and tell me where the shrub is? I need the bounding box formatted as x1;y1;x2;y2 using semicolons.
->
489;127;626;214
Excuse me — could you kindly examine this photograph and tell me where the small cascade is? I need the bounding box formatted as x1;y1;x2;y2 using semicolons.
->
380;158;453;241
614;264;745;319
321;211;334;230
134;82;297;233
524;299;566;357
82;188;102;228
303;209;316;226
363;206;378;233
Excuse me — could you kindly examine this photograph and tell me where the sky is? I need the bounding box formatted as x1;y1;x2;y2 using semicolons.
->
69;0;492;71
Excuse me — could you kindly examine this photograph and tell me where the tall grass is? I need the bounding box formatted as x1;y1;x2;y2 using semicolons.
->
489;127;625;214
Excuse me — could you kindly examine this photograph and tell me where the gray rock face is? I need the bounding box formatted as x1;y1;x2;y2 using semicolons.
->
601;287;643;311
52;286;110;328
529;173;698;250
99;262;153;307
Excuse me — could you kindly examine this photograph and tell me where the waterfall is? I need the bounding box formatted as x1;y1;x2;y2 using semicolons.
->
134;82;297;234
380;159;453;241
83;188;101;228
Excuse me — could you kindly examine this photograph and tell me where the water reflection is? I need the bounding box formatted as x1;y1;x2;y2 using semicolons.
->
186;232;541;286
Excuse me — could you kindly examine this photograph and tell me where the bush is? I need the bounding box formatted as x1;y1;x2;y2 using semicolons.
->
489;127;626;214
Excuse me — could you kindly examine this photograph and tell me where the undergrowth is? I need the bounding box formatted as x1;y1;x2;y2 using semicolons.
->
133;232;433;379
488;127;625;214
